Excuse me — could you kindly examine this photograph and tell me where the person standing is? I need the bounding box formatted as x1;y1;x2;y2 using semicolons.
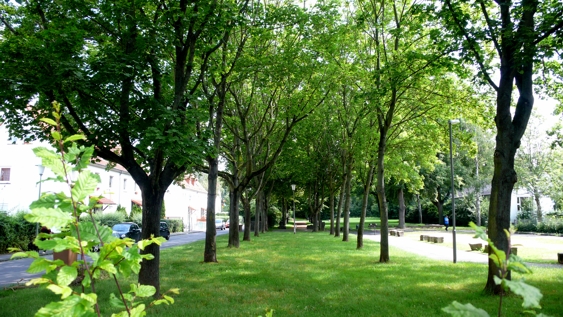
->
444;216;449;231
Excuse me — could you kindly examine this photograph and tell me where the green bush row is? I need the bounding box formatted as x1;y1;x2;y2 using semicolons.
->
515;218;563;234
0;211;36;253
1;211;184;253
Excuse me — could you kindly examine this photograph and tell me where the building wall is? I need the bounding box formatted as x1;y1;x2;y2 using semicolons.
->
0;125;220;231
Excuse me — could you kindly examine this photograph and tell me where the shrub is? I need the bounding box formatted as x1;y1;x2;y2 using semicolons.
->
0;211;35;253
516;219;537;232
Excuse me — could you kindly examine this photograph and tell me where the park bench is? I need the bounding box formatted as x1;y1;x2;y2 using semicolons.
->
419;235;444;243
390;230;404;237
469;243;483;251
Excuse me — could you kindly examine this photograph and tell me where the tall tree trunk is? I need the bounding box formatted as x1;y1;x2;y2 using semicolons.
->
228;185;240;248
203;156;218;262
242;193;252;241
280;197;287;229
398;187;405;229
254;191;261;237
342;161;353;242
534;189;542;222
376;145;389;262
335;181;344;237
138;189;165;296
417;194;422;224
357;161;375;249
329;190;335;235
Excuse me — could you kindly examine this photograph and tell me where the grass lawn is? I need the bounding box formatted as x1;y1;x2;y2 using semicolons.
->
1;231;561;316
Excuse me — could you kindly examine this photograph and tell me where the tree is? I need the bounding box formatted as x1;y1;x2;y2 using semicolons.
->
515;113;557;221
441;0;563;294
353;0;464;262
0;0;243;294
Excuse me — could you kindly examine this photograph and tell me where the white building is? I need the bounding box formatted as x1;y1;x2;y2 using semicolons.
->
0;123;219;231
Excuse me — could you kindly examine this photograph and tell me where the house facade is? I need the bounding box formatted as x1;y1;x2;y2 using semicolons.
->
0;123;218;231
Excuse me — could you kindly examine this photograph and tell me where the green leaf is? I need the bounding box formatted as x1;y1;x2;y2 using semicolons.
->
504;279;543;309
47;284;73;299
493;275;503;286
27;258;53;274
71;170;99;201
64;134;86;144
51;130;62;141
469;222;488;241
442;301;490;317
33;147;66;177
24;207;73;233
99;260;118;274
40;118;57;126
57;265;78;286
507;255;532;274
109;293;126;309
128;304;147;317
134;284;156;298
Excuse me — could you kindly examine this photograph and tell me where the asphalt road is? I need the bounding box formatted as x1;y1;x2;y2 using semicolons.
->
0;229;229;288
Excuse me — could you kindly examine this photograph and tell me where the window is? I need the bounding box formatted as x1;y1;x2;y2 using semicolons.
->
123;178;127;191
109;175;114;188
0;168;10;182
201;208;205;218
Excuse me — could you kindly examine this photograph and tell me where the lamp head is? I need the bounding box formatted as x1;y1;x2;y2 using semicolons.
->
37;164;45;176
449;119;460;124
291;184;296;191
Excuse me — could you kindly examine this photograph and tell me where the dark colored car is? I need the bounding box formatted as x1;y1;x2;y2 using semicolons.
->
112;222;142;242
160;221;170;240
215;219;226;230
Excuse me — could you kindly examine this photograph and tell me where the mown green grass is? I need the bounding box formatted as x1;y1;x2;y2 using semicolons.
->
1;232;561;316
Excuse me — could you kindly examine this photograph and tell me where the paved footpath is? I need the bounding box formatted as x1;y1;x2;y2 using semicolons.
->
363;231;561;269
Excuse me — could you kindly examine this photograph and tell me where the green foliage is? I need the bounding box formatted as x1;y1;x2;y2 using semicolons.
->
443;222;550;317
267;206;282;228
8;102;175;316
0;211;36;253
159;219;183;233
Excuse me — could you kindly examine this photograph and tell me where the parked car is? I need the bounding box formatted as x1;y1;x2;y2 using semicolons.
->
112;222;142;242
160;221;170;240
215;219;226;230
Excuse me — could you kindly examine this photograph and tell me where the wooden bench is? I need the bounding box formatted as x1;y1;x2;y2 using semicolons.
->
420;235;443;243
390;230;404;237
469;243;483;251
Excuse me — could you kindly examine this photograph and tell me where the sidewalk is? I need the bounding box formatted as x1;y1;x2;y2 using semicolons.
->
363;230;562;268
0;231;195;263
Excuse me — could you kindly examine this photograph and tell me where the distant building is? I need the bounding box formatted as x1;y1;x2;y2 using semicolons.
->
0;123;219;231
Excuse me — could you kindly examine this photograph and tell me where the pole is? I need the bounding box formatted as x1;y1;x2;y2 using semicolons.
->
35;166;44;237
449;120;458;263
293;190;296;234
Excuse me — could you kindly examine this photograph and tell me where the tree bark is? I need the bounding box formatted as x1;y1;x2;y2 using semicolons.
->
398;187;406;229
334;180;344;237
329;190;335;235
357;161;375;249
417;194;422;224
138;188;165;296
342;160;353;242
203;157;218;262
534;189;542;222
228;185;240;248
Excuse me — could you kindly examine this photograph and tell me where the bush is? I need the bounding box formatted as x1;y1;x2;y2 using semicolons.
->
0;211;36;253
515;219;537;232
160;219;183;233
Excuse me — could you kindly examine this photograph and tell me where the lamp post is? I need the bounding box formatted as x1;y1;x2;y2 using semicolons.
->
449;119;460;263
291;184;296;234
36;164;45;236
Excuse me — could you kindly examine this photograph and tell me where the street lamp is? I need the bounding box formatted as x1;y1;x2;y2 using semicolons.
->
36;164;45;236
449;119;460;263
291;184;296;234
